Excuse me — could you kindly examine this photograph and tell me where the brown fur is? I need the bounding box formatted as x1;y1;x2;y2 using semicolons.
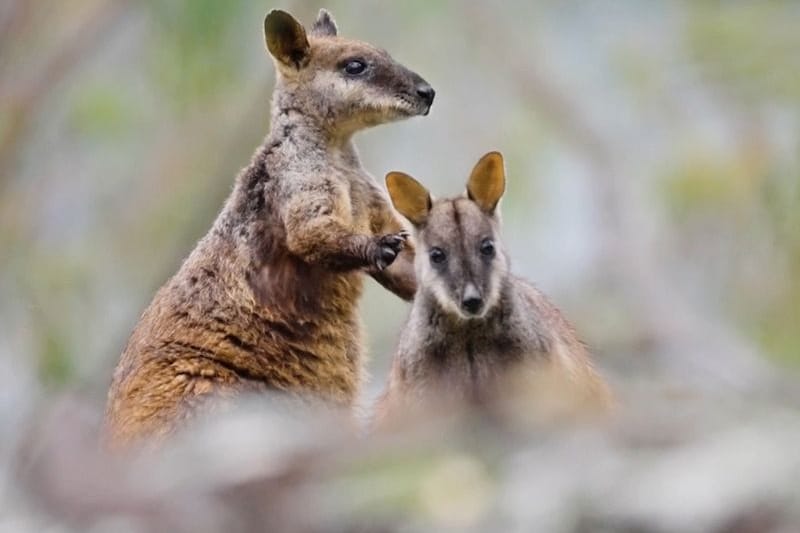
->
104;9;433;448
374;152;612;427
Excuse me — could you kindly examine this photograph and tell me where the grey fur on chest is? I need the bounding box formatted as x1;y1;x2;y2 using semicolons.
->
398;287;554;384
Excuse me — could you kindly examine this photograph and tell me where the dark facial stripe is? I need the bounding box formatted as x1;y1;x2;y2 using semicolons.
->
451;200;474;281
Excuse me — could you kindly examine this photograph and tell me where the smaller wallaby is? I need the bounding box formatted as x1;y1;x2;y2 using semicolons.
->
374;152;612;425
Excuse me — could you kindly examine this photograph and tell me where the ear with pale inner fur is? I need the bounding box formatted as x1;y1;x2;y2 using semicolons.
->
467;151;506;214
386;172;432;226
311;9;338;37
264;10;310;69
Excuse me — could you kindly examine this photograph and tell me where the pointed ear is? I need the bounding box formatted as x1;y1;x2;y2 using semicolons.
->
311;9;338;37
386;172;432;226
467;151;506;214
264;10;310;69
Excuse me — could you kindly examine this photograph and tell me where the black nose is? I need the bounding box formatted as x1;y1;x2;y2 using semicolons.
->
461;296;483;315
416;84;435;107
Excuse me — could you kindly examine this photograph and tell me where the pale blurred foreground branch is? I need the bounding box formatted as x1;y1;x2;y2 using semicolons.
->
10;387;800;532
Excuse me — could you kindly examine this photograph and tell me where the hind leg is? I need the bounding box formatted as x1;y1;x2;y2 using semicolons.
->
104;356;247;450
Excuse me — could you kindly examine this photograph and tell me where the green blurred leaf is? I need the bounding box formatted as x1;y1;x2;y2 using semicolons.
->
661;153;749;218
39;326;74;388
69;83;135;138
686;1;800;103
144;0;249;111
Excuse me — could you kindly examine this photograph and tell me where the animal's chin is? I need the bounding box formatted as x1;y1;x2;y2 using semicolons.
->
459;309;488;321
391;97;429;118
384;106;416;120
358;99;428;126
449;309;488;322
356;105;416;128
411;102;431;117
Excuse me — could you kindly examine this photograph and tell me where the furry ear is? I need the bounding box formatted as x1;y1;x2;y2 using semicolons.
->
311;9;338;37
264;10;310;69
386;172;432;226
466;151;506;214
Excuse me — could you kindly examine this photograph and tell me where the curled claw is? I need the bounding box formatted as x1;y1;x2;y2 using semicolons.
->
380;233;406;251
373;232;406;270
375;248;396;271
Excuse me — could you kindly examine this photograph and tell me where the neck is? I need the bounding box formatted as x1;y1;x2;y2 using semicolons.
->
211;86;364;240
269;83;360;156
268;105;359;162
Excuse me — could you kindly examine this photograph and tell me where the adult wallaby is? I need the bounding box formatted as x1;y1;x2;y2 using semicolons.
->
374;152;612;425
105;9;433;448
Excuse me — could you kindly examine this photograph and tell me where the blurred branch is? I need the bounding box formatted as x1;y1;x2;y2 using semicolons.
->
464;3;773;390
0;0;132;187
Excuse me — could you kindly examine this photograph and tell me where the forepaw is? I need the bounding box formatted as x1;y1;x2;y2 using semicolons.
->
372;232;408;270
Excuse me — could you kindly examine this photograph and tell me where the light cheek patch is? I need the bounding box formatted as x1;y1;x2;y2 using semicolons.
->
313;72;411;115
312;72;364;101
361;88;413;113
482;262;505;314
432;281;466;319
482;245;509;313
416;253;465;319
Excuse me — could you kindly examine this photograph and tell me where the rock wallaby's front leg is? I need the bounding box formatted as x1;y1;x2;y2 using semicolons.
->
369;244;416;301
282;191;406;271
367;197;418;301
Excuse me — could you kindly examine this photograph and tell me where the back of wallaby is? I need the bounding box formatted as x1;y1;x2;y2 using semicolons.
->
375;152;612;427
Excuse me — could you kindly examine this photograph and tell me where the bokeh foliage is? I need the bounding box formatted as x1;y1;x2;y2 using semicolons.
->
0;0;798;397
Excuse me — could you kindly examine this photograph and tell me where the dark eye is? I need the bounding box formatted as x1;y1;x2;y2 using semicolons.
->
343;59;367;76
429;247;447;264
480;239;495;258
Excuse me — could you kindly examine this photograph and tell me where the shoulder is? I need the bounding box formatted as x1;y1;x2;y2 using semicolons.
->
508;276;585;348
510;276;558;317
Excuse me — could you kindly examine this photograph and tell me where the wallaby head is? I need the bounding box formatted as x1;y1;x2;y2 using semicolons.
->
387;152;509;319
264;9;434;136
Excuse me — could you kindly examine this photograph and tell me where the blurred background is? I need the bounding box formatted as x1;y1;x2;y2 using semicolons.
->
1;0;800;530
2;0;798;407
